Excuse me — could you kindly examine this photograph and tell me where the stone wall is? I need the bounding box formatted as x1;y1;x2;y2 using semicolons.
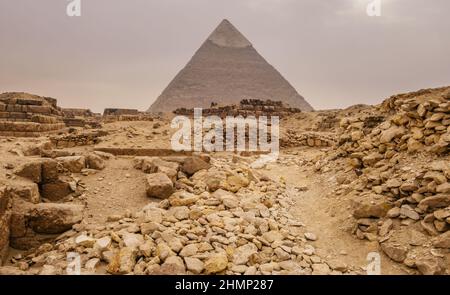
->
103;114;155;123
281;130;336;148
174;99;302;119
103;108;139;116
50;130;108;148
0;92;66;137
62;108;94;117
0;187;12;264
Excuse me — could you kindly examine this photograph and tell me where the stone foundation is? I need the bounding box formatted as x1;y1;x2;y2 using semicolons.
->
0;92;66;137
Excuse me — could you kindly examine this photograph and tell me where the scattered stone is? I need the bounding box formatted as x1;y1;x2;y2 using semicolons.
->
145;173;174;199
28;203;84;234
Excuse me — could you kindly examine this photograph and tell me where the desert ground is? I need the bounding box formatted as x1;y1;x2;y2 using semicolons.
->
0;87;449;275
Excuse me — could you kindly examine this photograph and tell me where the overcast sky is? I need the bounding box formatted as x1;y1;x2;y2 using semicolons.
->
1;0;449;112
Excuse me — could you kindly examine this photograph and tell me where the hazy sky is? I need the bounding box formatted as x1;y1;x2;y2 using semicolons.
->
1;0;449;112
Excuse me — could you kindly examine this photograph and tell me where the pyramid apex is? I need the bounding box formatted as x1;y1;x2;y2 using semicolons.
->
207;19;252;48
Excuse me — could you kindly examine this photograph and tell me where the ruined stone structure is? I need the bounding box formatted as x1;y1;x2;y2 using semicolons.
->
103;108;139;116
0;187;12;263
62;108;95;118
50;130;108;148
62;108;101;128
281;131;336;148
0;92;66;137
148;19;313;113
174;99;301;118
102;108;154;123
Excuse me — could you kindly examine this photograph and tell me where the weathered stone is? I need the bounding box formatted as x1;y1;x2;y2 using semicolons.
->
379;126;405;143
145;173;174;199
436;183;450;194
223;174;249;193
179;244;198;257
352;196;392;219
161;231;183;253
304;232;318;241
380;242;408;262
159;256;186;275
122;233;144;249
56;156;86;173
28;203;84;234
233;243;258;265
41;179;72;201
6;183;40;203
415;256;445;275
94;236;112;251
86;154;105;170
312;263;331;275
379;219;393;236
424;172;447;185
204;253;228;274
169;191;199;207
14;161;42;183
432;231;450;249
107;247;137;274
182;157;211;176
400;205;420;221
387;207;401;218
75;234;95;248
419;194;450;210
362;152;384;167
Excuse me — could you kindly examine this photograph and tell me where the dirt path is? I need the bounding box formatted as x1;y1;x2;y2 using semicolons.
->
262;157;408;275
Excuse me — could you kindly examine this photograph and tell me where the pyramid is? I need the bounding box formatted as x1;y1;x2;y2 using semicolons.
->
148;19;313;113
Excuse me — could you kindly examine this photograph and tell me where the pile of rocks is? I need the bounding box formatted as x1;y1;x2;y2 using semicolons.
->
0;92;66;137
50;130;108;148
339;87;449;157
281;130;335;148
0;155;350;275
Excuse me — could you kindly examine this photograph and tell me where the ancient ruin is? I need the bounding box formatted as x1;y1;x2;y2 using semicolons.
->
0;93;66;137
174;99;302;118
148;20;313;113
0;86;448;276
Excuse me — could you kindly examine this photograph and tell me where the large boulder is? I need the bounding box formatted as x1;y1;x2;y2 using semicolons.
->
351;194;393;219
432;231;450;249
86;153;105;170
146;173;174;199
6;182;40;204
40;159;59;182
56;156;86;173
181;157;211;176
40;179;73;201
28;203;84;234
14;161;42;183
